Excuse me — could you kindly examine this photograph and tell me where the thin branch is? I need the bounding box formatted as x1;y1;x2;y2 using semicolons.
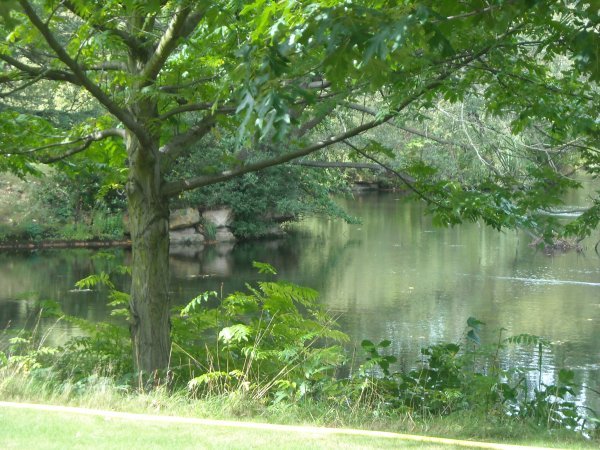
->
345;141;449;209
0;73;45;97
293;160;384;171
158;102;236;121
460;102;502;176
294;104;336;137
0;54;80;85
437;1;516;22
162;35;497;197
344;102;461;148
18;0;150;146
159;76;217;93
62;0;149;57
84;61;129;72
473;62;594;102
28;129;126;163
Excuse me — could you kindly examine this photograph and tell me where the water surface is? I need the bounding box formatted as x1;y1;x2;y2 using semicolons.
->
1;191;599;410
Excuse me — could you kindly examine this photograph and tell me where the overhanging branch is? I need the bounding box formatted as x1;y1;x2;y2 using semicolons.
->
0;54;80;85
18;0;150;147
162;34;495;197
15;128;126;163
158;103;236;121
293;160;384;171
159;116;215;160
344;102;460;148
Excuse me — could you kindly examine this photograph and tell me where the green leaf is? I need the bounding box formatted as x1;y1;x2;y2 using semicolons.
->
252;261;277;275
467;317;485;330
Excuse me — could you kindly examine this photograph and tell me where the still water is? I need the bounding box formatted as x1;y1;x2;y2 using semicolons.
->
1;192;599;409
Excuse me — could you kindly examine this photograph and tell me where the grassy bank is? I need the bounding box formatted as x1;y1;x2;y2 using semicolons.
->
0;370;597;450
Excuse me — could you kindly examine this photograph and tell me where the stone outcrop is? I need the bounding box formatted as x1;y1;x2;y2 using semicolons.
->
202;208;233;228
170;227;205;245
214;228;236;242
168;206;238;245
169;208;200;230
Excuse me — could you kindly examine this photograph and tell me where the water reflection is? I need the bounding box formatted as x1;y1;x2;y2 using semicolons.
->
1;193;599;411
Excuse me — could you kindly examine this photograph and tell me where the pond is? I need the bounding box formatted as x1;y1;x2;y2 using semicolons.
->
1;187;599;411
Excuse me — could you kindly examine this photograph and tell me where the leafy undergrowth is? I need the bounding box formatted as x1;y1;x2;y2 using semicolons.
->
1;262;599;449
0;375;597;450
0;171;125;244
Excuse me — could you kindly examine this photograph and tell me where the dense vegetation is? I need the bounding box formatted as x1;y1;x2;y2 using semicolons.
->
1;262;598;444
1;0;598;379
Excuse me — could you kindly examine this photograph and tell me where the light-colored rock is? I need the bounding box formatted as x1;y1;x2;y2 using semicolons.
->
214;227;236;242
170;227;205;244
202;208;233;228
170;208;200;230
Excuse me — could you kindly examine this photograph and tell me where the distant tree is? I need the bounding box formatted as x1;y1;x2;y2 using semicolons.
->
1;1;597;376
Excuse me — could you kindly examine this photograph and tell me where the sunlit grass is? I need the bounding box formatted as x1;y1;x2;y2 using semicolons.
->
0;369;597;450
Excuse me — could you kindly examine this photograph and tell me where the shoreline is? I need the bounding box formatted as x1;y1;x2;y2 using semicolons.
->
0;239;132;250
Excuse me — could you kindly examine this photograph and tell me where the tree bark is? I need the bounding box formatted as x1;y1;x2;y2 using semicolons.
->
126;133;171;376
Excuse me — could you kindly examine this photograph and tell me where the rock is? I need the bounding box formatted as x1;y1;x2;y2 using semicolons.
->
214;227;236;242
202;208;233;228
170;227;205;244
170;207;200;230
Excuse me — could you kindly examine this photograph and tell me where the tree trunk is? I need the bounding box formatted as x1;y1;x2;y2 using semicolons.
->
126;133;171;377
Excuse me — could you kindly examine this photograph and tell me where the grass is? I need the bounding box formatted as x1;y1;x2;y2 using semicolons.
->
0;406;480;450
0;371;597;450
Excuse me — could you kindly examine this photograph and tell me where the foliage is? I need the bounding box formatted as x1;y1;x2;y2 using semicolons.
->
1;276;598;435
0;170;125;243
172;268;348;401
168;137;354;238
351;318;597;433
0;0;598;375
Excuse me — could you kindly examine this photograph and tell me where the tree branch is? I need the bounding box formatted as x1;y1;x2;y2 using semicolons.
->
16;128;126;163
344;102;460;148
159;76;217;93
18;0;151;146
84;61;129;72
62;0;149;57
0;54;80;85
344;141;446;209
292;160;384;171
158;117;215;160
139;4;207;86
162;40;494;197
158;102;236;121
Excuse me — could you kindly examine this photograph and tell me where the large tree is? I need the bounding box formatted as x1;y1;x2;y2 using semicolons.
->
1;1;598;375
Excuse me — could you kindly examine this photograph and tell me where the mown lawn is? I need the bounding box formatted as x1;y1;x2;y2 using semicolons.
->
0;407;473;450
